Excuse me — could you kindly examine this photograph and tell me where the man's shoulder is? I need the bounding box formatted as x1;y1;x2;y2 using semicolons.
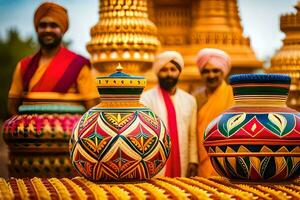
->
177;88;196;103
192;86;206;96
177;88;195;98
64;48;91;66
64;48;88;59
192;87;207;99
76;54;90;65
20;54;34;62
19;54;35;66
141;87;157;97
140;87;159;107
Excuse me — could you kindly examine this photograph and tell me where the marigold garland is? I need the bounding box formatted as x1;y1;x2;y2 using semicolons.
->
61;178;87;199
31;177;51;199
256;185;290;200
121;184;148;200
15;179;30;199
102;185;131;200
135;182;169;199
275;185;300;199
0;177;299;199
193;177;254;200
178;177;232;200
150;179;190;199
211;176;271;199
0;178;13;199
73;177;108;200
48;178;71;199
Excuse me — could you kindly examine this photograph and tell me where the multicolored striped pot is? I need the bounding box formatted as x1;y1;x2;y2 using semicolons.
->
70;66;170;182
204;74;300;181
2;104;84;178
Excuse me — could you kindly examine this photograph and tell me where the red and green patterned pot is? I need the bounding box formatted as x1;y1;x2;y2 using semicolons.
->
70;66;171;182
204;74;300;181
2;104;84;178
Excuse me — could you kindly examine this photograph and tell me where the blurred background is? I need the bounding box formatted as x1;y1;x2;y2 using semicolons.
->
0;0;297;120
0;0;298;178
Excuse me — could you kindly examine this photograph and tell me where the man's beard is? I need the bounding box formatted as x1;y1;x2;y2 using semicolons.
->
38;32;62;50
158;76;179;91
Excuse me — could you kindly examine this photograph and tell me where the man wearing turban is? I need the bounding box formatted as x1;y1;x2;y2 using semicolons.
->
194;48;235;178
8;2;99;115
141;51;199;178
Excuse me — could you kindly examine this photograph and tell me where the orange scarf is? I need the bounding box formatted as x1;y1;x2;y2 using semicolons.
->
198;81;234;177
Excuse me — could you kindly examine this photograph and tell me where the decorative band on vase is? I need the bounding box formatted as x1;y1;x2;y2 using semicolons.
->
96;67;146;96
18;104;85;114
97;87;144;95
230;74;291;85
229;74;291;98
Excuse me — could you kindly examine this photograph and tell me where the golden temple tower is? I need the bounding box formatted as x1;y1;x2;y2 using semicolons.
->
148;0;262;91
87;0;160;75
88;0;262;92
269;2;300;111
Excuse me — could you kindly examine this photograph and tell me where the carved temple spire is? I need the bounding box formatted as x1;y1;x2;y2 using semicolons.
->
150;0;262;91
88;0;262;91
87;0;160;75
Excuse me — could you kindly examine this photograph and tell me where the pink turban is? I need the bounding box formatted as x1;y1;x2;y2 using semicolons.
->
153;51;184;74
196;48;231;76
34;2;69;33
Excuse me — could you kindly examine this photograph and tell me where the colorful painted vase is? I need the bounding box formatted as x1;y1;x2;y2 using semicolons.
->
70;66;171;182
204;74;300;181
2;104;84;178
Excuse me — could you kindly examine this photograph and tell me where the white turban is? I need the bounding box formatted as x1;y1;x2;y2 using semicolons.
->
196;48;231;76
153;51;184;74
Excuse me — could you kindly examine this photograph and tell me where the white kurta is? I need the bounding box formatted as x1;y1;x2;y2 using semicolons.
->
140;86;198;177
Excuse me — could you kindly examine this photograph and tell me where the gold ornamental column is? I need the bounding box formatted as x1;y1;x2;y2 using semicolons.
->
189;0;263;74
87;0;160;76
150;0;262;92
269;2;300;111
150;0;194;91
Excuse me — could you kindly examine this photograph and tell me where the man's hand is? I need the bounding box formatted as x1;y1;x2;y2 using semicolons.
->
187;163;198;177
7;98;22;117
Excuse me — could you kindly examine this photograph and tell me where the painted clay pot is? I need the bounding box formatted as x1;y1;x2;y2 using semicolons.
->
69;66;171;182
2;104;84;178
204;74;300;181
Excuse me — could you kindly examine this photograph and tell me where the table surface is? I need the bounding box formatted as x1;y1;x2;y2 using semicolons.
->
0;176;299;200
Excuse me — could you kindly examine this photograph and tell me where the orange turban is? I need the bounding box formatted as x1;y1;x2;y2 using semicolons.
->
34;2;69;33
196;48;231;76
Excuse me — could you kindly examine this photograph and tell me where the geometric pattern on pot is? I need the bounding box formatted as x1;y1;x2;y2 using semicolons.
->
204;74;300;181
205;113;300;141
70;108;171;182
2;104;83;178
3;113;81;139
204;113;300;180
208;145;300;181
